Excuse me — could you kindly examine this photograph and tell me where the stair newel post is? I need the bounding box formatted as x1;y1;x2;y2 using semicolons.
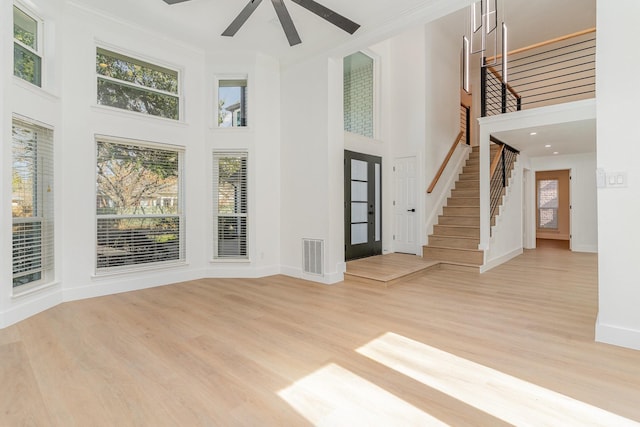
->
516;96;522;111
465;106;471;145
501;82;508;114
481;58;487;117
501;151;506;188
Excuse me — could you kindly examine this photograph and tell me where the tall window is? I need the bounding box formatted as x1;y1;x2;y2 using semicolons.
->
96;48;180;120
538;179;559;229
344;51;375;138
12;118;54;289
96;140;184;271
13;5;42;86
213;152;248;259
217;78;248;128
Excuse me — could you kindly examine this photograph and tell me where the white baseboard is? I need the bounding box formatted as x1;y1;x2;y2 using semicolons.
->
63;269;204;302
595;315;640;351
571;244;598;253
481;248;523;273
280;265;343;285
3;288;63;329
205;265;280;279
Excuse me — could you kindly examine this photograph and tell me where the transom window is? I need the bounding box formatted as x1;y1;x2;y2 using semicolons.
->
96;47;180;120
213;152;248;259
217;78;248;128
12;118;54;289
344;51;375;138
96;139;185;272
13;5;42;86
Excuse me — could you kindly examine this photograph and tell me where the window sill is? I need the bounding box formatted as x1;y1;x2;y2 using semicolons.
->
209;125;254;134
91;104;190;128
12;281;60;299
92;260;190;279
13;76;60;101
210;258;252;264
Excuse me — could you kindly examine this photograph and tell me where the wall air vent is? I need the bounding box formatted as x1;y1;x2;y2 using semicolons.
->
302;239;324;276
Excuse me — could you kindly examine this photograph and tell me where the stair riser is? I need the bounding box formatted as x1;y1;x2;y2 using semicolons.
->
455;180;479;190
423;247;484;265
459;173;480;181
438;216;480;226
451;189;478;198
428;236;480;249
443;206;480;216
463;166;479;174
447;197;479;207
433;225;480;238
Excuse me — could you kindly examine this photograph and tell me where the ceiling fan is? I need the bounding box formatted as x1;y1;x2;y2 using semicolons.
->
162;0;360;46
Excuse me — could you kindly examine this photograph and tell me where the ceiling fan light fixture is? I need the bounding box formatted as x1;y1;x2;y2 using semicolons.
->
217;0;360;46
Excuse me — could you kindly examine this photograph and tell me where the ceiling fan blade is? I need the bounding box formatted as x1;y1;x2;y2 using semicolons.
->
222;0;264;37
291;0;360;34
163;0;192;4
271;0;302;46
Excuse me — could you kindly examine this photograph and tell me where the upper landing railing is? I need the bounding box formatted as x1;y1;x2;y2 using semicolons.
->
482;28;596;117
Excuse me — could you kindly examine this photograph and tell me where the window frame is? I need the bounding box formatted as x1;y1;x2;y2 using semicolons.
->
11;115;55;293
215;75;249;130
13;2;44;87
212;151;249;261
95;136;186;274
537;178;560;230
343;50;380;140
95;45;183;121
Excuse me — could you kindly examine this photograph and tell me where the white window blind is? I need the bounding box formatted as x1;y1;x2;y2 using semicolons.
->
12;118;54;288
213;152;248;259
96;139;184;272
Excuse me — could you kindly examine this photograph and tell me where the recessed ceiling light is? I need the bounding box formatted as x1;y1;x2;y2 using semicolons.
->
530;132;537;136
545;144;552;148
553;152;559;155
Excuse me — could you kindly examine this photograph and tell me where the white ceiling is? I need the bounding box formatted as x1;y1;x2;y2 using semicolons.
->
69;0;595;63
69;0;597;157
493;120;596;158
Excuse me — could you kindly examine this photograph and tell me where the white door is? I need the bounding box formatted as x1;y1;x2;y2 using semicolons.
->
394;156;418;254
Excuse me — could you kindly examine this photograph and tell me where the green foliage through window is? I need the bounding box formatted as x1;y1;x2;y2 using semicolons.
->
96;140;184;271
96;48;180;120
13;6;41;87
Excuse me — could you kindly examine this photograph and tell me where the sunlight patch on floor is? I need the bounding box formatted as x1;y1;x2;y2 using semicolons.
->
357;332;640;427
278;363;448;426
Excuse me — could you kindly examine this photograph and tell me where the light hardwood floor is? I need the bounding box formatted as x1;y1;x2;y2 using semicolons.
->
2;248;640;426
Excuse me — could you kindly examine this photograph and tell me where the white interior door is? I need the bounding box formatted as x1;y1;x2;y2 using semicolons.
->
394;156;418;254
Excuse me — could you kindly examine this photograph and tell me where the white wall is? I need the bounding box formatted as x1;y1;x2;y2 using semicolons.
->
59;4;207;302
0;0;10;327
205;52;282;278
530;153;598;253
595;0;640;350
1;0;282;327
423;14;469;241
280;56;338;282
484;159;524;271
3;0;66;326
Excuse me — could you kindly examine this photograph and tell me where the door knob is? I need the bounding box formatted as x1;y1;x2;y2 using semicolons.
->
407;209;416;212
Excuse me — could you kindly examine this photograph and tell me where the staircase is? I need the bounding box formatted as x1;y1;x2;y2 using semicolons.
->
423;144;507;267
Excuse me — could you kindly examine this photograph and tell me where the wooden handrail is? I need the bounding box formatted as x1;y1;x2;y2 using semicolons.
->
486;65;520;99
490;143;505;178
427;131;465;194
486;27;596;62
